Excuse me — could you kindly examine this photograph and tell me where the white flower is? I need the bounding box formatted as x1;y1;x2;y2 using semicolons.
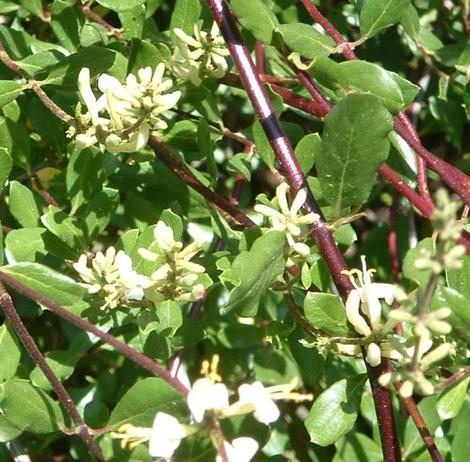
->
344;256;395;334
237;381;280;424
187;378;230;423
254;183;318;263
73;247;148;309
216;437;259;462
149;412;190;459
71;65;181;153
172;21;230;86
138;221;209;304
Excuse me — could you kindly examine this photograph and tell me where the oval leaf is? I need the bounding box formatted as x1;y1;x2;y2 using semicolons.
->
317;94;393;211
360;0;411;38
305;375;367;446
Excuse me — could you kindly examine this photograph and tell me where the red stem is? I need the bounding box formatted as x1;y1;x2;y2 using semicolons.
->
0;283;105;461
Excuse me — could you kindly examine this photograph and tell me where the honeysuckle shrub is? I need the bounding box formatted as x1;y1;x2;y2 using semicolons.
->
0;0;469;461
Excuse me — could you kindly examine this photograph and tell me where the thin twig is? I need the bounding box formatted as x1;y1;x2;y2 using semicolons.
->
0;283;105;461
0;271;189;396
434;367;470;392
76;4;125;41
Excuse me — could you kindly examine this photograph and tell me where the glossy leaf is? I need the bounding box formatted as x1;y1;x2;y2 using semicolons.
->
41;206;85;252
305;375;367;446
170;0;201;34
0;147;12;192
0;81;24;107
437;378;470;420
317;94;393;211
295;133;320;174
95;0;145;12
8;181;41;228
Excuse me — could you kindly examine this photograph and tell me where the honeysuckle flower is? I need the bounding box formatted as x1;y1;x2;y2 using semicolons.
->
343;255;395;334
216;437;259;462
187;377;230;423
73;247;149;309
138;221;210;304
236;381;280;424
172;21;230;86
254;183;319;263
149;412;192;458
69;64;181;153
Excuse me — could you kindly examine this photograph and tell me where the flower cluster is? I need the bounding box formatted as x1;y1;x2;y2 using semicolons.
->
73;247;148;310
172;21;230;86
73;221;210;309
68;64;181;153
138;221;209;304
255;183;319;265
112;355;312;460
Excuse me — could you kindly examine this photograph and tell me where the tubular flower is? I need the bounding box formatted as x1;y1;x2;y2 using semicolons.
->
187;378;230;423
172;21;230;86
68;65;181;153
73;247;149;309
254;183;319;263
138;221;210;304
235;381;280;424
149;412;193;458
342;256;395;366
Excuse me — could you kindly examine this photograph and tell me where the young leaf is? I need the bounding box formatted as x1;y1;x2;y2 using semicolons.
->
317;94;393;211
304;292;353;337
109;377;187;428
360;0;410;39
231;0;279;44
9;181;41;228
295;133;320;174
446;254;470;299
0;379;64;433
277;23;336;59
305;375;367;446
224;231;286;317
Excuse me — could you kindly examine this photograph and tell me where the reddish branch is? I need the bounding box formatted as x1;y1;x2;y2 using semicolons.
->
0;271;189;396
0;283;105;461
76;4;124;40
206;2;399;461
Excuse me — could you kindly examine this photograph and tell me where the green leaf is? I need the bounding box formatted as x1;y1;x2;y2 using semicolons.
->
360;0;410;39
0;147;12;192
109;377;187;428
82;188;119;241
51;0;82;52
401;4;420;37
317;94;393;211
224;231;286;316
310;57;419;113
128;39;169;74
0;262;88;312
0;379;63;433
295;133;320;174
226;153;252;180
19;50;63;76
170;0;201;34
66;147;105;214
5;227;77;262
0;415;22;443
403;238;433;286
0;324;21;382
0;81;24;107
305;375;367;446
9;181;40;227
96;0;145;12
446;254;470;299
43;45;127;87
41;206;85;252
231;0;279;43
436;378;470;420
304;292;352;337
118;4;146;39
277;23;335;59
336;432;383;462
